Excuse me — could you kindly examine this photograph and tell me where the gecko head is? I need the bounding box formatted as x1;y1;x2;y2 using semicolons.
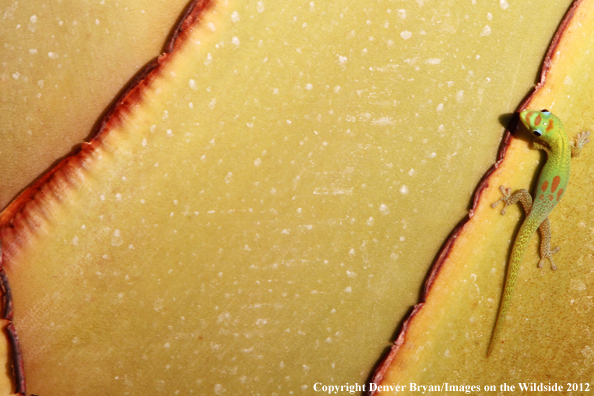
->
519;109;561;144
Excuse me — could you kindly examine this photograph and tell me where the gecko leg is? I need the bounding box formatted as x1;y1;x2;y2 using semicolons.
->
492;185;559;269
491;186;531;215
536;218;560;270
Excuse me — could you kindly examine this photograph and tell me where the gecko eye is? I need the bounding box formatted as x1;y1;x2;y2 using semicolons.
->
541;109;551;115
533;130;542;137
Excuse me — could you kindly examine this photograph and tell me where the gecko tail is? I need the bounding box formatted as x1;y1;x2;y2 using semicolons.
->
487;315;504;357
487;219;538;357
486;301;508;358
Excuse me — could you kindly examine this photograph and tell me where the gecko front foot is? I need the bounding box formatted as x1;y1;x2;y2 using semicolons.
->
571;131;591;157
576;131;591;149
491;186;513;215
538;246;560;270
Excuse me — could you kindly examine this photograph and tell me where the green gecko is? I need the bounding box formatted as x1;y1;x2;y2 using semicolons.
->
487;109;590;357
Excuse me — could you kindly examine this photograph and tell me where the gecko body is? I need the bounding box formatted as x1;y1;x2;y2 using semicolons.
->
487;109;589;357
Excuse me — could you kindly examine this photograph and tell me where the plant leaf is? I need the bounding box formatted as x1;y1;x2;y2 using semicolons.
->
0;0;577;394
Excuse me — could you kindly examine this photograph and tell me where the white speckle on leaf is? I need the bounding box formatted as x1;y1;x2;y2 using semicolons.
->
231;36;240;46
456;90;464;102
397;9;406;19
372;117;394;125
564;76;572;85
400;30;412;39
214;384;226;395
28;15;37;32
12;72;19;80
154;298;163;311
425;58;441;65
436;103;444;112
257;1;265;12
254;158;262;167
48;52;59;59
500;0;509;10
231;11;240;22
379;204;390;215
189;79;197;90
480;25;491;36
111;229;123;247
400;185;409;194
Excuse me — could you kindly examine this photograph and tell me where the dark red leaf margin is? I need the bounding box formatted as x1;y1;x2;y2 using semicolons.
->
366;0;582;393
0;0;214;394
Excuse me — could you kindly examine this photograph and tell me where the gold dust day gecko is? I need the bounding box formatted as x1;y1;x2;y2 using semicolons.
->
487;109;590;357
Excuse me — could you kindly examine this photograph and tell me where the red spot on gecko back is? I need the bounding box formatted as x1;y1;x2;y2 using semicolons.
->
557;188;564;201
548;194;554;201
547;118;555;131
541;181;549;192
539;194;544;201
551;175;561;192
535;115;542;126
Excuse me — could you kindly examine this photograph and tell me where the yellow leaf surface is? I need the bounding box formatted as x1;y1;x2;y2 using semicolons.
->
0;0;578;394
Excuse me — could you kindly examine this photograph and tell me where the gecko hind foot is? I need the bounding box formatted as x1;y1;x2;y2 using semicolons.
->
491;186;513;215
538;246;560;270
